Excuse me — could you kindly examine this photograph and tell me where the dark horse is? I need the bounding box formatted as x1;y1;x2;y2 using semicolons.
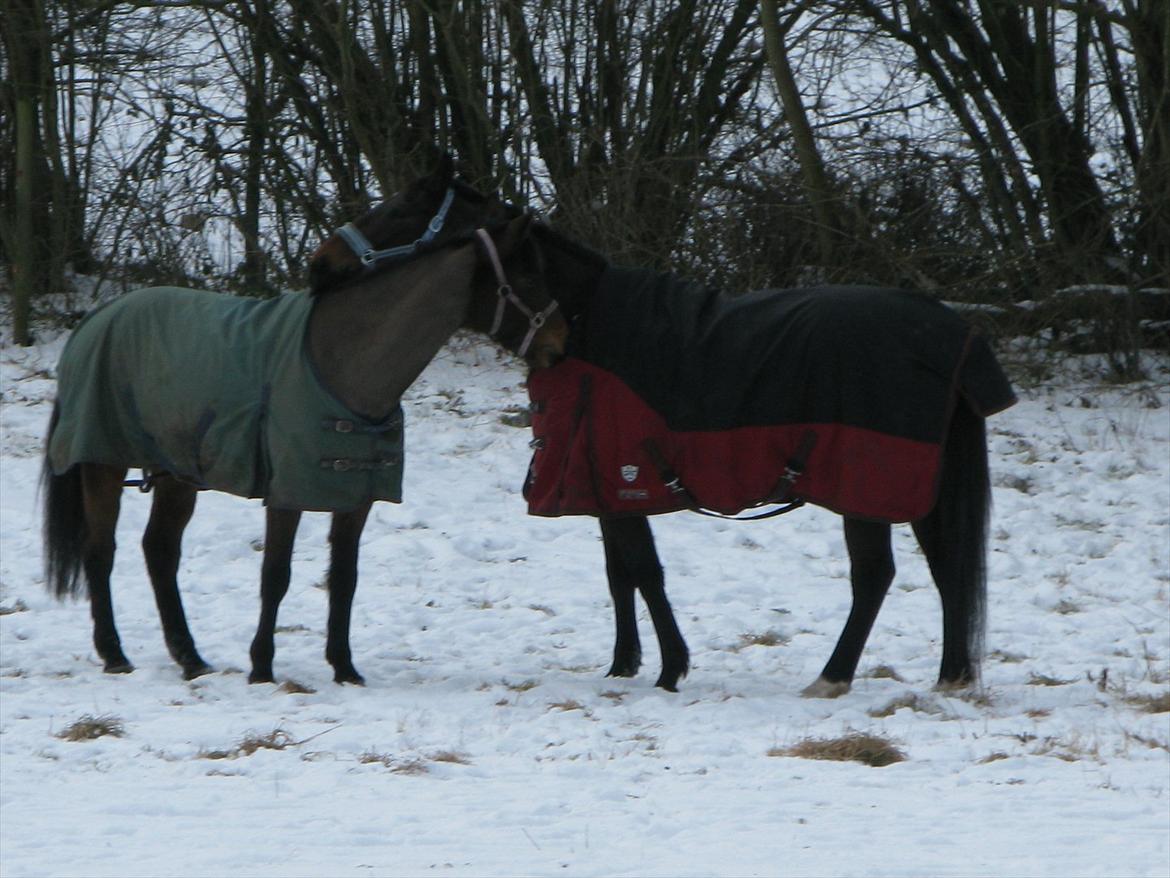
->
41;161;532;683
313;182;1016;697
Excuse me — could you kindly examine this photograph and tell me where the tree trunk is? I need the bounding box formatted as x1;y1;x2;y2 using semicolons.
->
241;0;270;294
760;0;839;265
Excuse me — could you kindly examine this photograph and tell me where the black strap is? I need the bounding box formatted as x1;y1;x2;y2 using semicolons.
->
322;414;402;435
123;469;156;493
641;429;817;521
320;457;400;473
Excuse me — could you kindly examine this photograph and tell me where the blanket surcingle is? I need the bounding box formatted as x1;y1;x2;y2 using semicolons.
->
49;287;404;512
524;267;1016;522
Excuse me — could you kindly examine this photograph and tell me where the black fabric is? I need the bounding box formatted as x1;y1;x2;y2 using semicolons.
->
572;267;1016;443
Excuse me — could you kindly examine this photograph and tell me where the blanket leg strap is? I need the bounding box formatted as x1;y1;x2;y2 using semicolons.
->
123;469;156;493
640;430;817;521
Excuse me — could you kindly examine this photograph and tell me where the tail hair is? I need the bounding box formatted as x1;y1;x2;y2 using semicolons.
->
41;403;87;599
938;401;990;668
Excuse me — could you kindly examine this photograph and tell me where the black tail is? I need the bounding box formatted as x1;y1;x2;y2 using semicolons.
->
934;402;990;669
42;403;88;599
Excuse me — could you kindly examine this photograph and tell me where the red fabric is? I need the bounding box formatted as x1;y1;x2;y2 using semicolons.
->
524;358;943;522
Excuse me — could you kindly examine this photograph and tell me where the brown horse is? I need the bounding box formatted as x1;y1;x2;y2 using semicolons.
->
313;183;1015;697
41;161;530;684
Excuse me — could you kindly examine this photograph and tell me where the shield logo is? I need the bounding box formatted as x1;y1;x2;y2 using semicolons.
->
620;464;640;483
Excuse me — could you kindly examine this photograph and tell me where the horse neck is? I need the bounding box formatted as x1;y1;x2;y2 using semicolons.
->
308;247;476;421
544;231;608;324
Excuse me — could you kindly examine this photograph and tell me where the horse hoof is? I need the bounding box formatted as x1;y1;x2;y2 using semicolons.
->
654;661;688;692
333;669;365;686
103;660;134;675
182;662;214;681
248;670;275;685
606;650;642;678
801;676;851;699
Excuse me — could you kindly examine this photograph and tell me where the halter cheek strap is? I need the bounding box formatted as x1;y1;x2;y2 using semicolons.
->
474;227;559;359
336;185;457;268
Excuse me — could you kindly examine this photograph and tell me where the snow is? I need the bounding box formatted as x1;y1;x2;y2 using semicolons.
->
1;326;1168;878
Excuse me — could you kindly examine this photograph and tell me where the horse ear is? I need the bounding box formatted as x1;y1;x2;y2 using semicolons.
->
491;213;534;257
406;153;456;201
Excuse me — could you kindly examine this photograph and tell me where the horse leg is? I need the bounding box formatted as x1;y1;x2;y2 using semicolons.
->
803;517;895;698
141;475;212;679
324;505;371;685
600;516;689;692
248;507;301;684
79;464;133;674
600;518;642;679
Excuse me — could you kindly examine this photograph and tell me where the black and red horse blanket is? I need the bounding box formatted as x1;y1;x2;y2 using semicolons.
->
524;267;1016;522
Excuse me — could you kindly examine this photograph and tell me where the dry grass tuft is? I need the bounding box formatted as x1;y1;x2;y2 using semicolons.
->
1125;691;1170;714
278;680;316;695
867;693;941;718
1122;730;1169;752
429;750;471;765
56;714;125;741
1028;672;1076;687
769;732;906;767
735;630;789;650
390;758;430;776
548;699;586;713
201;728;295;760
978;751;1012;764
504;679;539;693
867;664;906;682
360;749;470;772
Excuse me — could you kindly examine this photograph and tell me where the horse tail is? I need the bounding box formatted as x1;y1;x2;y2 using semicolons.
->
934;400;990;668
42;403;87;600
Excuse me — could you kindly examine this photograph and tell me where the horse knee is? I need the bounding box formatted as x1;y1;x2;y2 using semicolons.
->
140;526;177;566
844;519;895;593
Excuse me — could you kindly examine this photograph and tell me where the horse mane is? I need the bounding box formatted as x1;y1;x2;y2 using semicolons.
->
531;221;610;274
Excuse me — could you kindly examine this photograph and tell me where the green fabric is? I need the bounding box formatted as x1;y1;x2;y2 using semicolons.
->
49;286;404;511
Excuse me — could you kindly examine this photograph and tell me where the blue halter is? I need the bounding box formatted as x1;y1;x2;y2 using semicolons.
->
335;186;458;268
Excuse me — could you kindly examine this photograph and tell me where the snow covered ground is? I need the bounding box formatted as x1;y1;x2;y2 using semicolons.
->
2;323;1167;877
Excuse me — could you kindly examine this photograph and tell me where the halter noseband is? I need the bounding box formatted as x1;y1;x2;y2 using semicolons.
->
336;185;458;268
474;227;559;359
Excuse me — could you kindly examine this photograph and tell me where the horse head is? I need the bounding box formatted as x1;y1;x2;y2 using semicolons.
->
308;156;518;294
470;215;570;371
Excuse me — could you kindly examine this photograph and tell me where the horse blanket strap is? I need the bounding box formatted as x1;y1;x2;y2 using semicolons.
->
522;270;1016;521
123;470;157;493
639;435;811;521
50;287;405;512
475;227;559;359
338;186;457;268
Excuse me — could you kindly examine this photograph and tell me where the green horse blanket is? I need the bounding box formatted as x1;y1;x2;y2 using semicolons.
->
48;287;404;511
